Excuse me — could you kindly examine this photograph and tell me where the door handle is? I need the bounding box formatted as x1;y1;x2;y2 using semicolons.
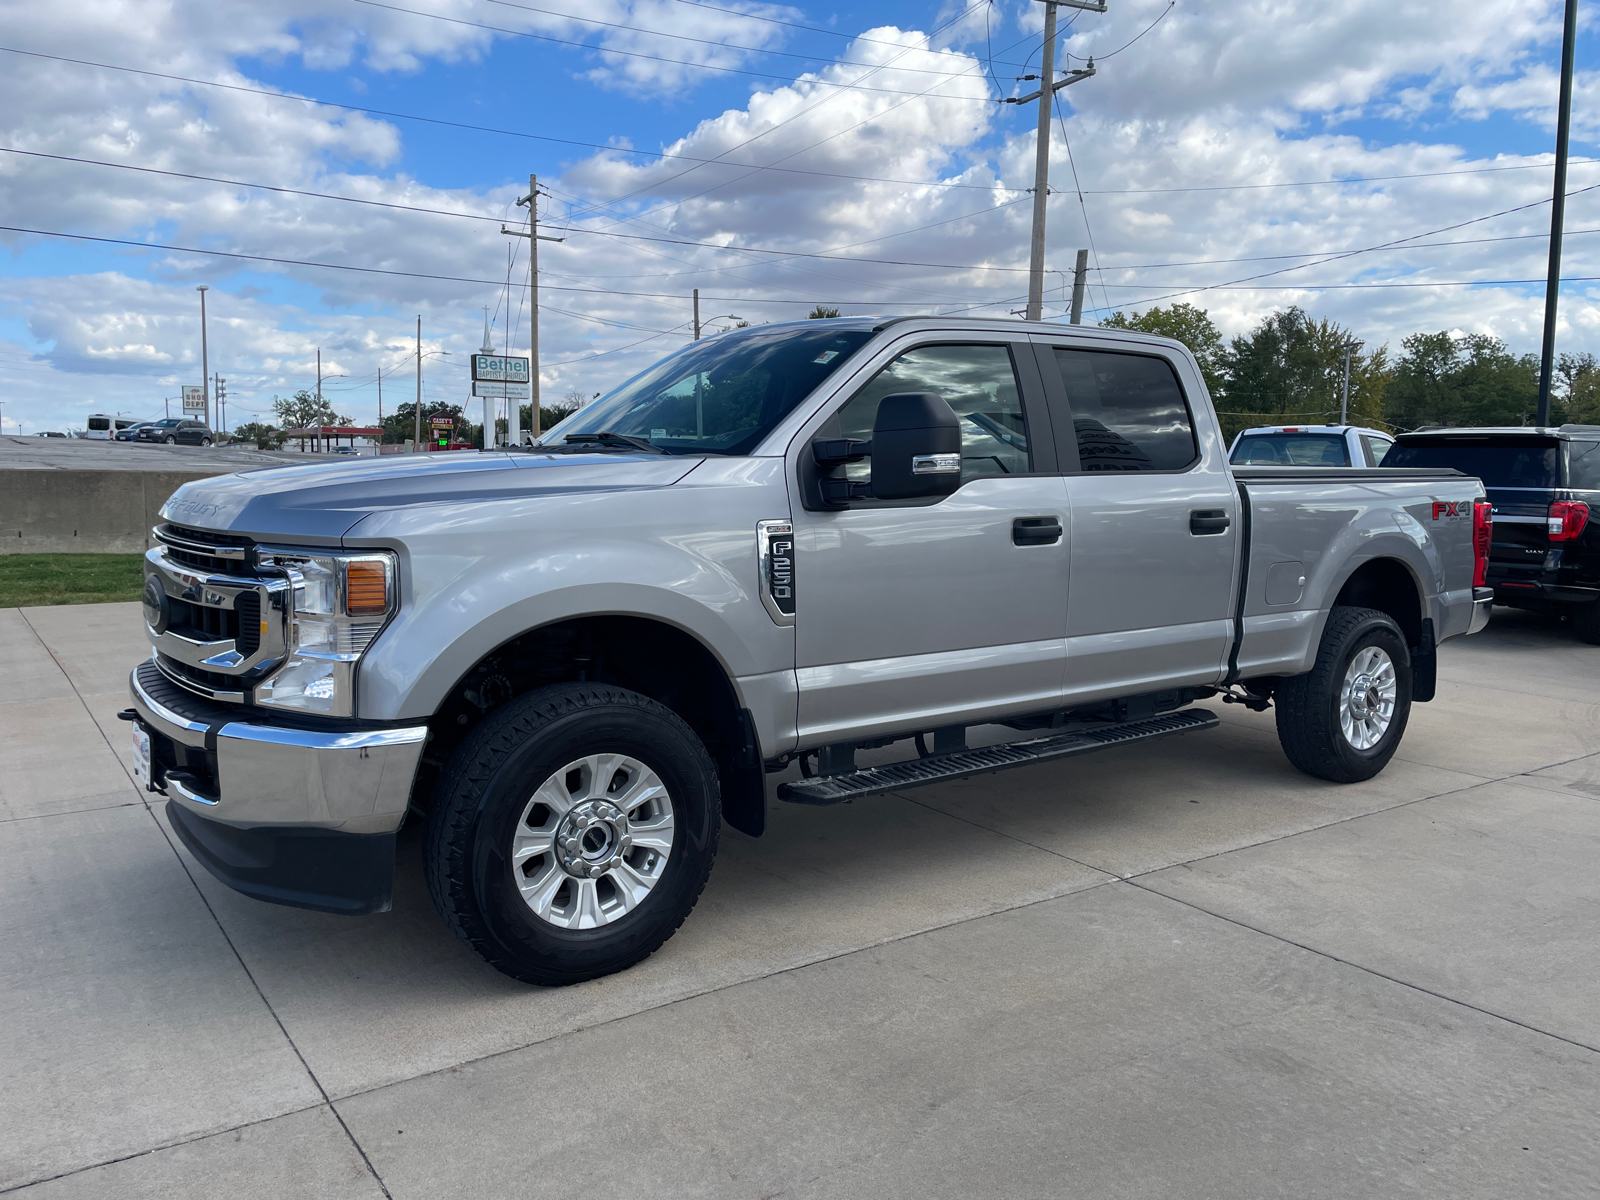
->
1013;517;1062;546
1190;509;1231;535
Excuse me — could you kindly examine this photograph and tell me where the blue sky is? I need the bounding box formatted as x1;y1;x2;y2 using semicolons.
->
1;0;1597;432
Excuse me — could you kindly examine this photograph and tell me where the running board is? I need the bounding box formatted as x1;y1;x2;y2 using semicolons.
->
777;708;1220;806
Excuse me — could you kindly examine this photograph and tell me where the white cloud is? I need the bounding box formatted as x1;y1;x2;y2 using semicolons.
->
1;0;1598;437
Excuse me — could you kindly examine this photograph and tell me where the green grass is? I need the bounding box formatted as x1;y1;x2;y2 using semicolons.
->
0;554;146;607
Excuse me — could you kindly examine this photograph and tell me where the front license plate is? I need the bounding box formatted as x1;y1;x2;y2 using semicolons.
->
131;722;151;787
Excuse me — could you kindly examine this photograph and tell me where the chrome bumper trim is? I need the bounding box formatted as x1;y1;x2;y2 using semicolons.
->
1469;586;1494;635
130;667;428;834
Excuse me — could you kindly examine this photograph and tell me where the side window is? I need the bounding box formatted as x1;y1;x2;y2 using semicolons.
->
1363;435;1392;466
836;343;1029;482
1049;348;1197;472
1569;440;1600;490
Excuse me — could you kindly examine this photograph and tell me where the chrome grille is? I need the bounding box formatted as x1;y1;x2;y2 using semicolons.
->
155;524;253;575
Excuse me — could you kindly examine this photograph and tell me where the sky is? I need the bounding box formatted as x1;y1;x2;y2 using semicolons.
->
1;0;1598;433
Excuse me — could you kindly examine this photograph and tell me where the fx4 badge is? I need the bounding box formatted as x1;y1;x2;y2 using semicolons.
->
1431;501;1466;520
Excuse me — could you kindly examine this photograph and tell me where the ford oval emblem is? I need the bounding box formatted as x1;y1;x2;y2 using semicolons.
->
142;575;169;633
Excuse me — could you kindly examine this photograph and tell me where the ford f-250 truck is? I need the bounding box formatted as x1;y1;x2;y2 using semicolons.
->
125;317;1493;985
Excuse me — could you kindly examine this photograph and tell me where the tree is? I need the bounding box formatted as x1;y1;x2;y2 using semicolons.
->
808;305;841;319
270;389;348;430
1100;303;1225;397
1557;352;1600;424
233;421;285;450
1214;307;1390;441
380;400;465;445
1384;333;1538;430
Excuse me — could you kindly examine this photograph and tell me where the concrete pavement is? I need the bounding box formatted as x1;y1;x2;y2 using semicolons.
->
2;603;1597;1197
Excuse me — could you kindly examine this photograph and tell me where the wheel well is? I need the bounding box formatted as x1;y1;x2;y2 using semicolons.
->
1333;558;1423;648
415;616;764;836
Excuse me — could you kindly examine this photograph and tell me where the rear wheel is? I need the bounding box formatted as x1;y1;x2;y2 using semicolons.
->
1572;600;1600;645
424;684;720;986
200;437;213;447
1275;606;1412;783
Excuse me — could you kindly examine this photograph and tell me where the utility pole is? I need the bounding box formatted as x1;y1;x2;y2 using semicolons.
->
414;316;422;451
693;289;701;340
196;285;210;426
1538;0;1580;427
215;374;227;434
1008;1;1099;322
1068;248;1089;324
503;173;564;443
377;366;383;429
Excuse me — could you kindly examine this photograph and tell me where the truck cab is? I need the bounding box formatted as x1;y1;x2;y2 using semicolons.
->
1229;424;1394;468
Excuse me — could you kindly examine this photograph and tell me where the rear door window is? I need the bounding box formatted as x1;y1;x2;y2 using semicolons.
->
1046;348;1197;471
1569;440;1600;491
1232;433;1349;466
1384;438;1559;488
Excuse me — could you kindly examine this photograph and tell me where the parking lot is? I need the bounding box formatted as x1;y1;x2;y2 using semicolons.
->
3;601;1598;1198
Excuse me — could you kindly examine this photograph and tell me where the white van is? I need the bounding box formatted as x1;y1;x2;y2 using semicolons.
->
85;415;139;441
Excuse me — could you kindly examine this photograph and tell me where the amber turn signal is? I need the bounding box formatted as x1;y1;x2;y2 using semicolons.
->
345;560;390;615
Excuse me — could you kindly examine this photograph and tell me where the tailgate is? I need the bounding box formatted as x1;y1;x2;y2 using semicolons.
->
1486;486;1554;573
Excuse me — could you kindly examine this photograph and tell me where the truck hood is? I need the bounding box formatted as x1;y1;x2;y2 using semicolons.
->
160;451;703;542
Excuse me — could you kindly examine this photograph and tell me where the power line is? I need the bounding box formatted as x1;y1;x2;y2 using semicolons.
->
353;0;1001;100
480;0;1006;78
8;224;1598;310
3;45;1588;200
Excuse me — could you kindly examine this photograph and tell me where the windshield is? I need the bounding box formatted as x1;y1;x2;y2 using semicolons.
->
154;419;181;427
1385;437;1560;489
545;325;874;454
1232;432;1349;466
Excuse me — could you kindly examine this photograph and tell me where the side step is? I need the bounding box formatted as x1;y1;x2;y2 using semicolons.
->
777;708;1219;806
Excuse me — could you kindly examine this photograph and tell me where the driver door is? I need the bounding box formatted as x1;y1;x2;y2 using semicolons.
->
788;338;1070;747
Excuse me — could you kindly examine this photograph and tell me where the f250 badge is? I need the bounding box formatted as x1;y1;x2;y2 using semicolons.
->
1431;501;1466;520
756;520;796;624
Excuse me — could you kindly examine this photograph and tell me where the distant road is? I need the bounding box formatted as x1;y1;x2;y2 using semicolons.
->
0;436;348;472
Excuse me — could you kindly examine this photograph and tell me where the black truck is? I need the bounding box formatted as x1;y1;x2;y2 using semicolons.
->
1386;425;1600;642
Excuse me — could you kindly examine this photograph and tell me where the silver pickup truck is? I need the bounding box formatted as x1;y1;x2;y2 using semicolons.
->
126;317;1493;984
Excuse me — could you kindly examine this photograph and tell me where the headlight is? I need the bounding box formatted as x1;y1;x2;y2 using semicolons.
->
253;550;397;716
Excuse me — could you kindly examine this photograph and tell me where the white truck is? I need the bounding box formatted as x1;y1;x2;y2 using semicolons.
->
125;317;1492;985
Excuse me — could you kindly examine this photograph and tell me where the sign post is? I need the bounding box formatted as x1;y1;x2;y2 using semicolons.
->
472;355;531;449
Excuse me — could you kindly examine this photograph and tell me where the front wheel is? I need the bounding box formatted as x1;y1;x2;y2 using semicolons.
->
1275;606;1412;783
163;435;176;444
425;684;720;985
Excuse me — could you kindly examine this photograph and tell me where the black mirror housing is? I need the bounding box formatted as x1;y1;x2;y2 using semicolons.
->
870;392;962;500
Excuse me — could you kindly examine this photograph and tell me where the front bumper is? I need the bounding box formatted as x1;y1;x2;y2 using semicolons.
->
128;660;428;913
1469;586;1494;635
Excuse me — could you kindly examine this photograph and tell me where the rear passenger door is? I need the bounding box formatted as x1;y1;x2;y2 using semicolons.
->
1031;336;1239;704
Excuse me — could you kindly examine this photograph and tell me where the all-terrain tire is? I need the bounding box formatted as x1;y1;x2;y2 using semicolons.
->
424;683;720;986
1571;600;1600;645
1275;606;1412;783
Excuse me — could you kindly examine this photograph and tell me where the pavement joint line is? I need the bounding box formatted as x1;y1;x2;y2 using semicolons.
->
0;800;140;825
0;1102;332;1196
13;611;396;1200
1121;878;1600;1060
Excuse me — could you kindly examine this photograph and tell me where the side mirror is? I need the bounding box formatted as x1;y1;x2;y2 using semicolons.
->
870;392;962;500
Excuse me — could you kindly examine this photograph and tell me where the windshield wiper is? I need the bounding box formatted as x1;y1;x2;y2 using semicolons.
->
563;431;668;454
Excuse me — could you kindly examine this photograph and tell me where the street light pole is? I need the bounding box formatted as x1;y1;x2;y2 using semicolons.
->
414;316;422;451
196;285;210;426
1537;0;1580;426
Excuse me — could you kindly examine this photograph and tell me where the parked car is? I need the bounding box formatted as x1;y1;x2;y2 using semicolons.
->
1385;425;1600;641
127;317;1492;986
36;430;66;437
1229;423;1394;467
115;422;156;442
135;418;214;446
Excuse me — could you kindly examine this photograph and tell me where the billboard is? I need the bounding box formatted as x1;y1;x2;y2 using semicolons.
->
181;386;206;413
473;381;530;400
